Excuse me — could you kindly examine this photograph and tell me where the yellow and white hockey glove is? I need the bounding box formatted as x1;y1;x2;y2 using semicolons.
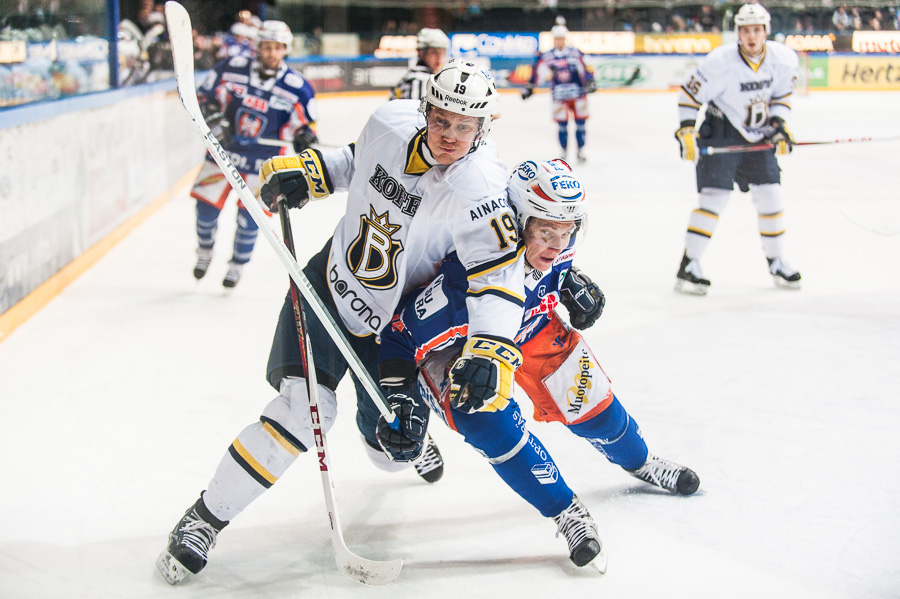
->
767;117;795;156
675;122;698;162
259;148;333;212
448;335;522;414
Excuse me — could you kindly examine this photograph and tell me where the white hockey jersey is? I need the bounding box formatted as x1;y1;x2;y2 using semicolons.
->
678;41;798;142
321;99;526;340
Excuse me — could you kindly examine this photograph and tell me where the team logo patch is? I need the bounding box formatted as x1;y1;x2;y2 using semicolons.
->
531;463;559;484
346;207;404;289
237;112;266;139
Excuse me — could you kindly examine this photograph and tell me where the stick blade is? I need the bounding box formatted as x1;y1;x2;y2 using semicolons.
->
335;548;403;586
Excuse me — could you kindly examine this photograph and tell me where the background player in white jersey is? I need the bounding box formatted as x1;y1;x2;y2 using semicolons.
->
157;60;526;585
390;28;450;101
191;20;319;288
674;3;801;295
375;159;699;567
521;19;595;162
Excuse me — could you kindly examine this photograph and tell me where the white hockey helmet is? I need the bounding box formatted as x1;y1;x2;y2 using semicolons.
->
734;3;771;34
508;159;588;240
551;24;569;39
258;20;293;46
423;59;498;119
417;28;450;50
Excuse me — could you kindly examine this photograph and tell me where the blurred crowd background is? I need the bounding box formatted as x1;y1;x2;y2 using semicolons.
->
2;0;900;106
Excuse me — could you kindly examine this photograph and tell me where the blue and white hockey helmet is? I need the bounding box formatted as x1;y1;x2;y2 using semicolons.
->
508;159;589;238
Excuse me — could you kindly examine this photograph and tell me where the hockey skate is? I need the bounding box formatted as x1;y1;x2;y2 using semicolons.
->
156;494;229;584
553;495;605;569
576;147;586;163
767;257;801;290
625;454;700;496
413;433;444;483
674;253;710;295
222;262;244;288
193;248;213;280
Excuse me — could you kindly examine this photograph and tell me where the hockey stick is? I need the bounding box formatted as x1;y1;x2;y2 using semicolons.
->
700;135;900;155
166;1;402;585
278;201;403;585
249;137;346;151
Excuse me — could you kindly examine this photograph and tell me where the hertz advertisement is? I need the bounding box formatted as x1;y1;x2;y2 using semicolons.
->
828;56;900;90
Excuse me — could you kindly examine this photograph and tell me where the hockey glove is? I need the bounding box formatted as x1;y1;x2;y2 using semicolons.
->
560;266;606;330
201;101;233;148
292;125;319;154
259;148;333;212
449;335;522;414
376;391;429;463
521;84;534;100
675;122;698;162
767;117;794;156
585;80;597;94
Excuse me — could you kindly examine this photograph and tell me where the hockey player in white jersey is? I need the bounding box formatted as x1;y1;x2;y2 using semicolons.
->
674;3;801;295
390;28;449;101
156;59;525;585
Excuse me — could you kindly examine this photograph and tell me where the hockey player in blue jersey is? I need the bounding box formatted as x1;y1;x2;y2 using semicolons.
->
521;20;595;162
375;159;700;565
191;20;319;288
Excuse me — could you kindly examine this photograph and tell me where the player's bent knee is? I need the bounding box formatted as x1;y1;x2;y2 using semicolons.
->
260;377;337;452
749;183;784;214
454;402;528;461
698;187;730;214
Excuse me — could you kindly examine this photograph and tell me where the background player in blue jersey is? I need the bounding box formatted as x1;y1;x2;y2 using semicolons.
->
521;20;595;163
375;159;700;565
191;20;319;288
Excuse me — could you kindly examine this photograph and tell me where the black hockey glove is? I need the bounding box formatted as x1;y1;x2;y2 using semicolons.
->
292;125;318;154
521;83;534;100
376;391;429;462
560;266;605;330
200;101;233;148
767;117;794;156
449;336;521;414
259;149;333;212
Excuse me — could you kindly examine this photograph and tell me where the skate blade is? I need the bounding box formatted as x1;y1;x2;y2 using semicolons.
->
156;550;189;585
674;279;709;296
588;546;608;574
772;276;801;290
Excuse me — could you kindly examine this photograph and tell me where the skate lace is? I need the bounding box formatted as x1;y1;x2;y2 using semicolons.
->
414;436;442;476
685;259;704;279
769;257;797;277
554;501;598;552
178;512;218;559
634;455;682;491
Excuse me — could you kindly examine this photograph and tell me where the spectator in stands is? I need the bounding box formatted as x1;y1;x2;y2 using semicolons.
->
698;5;719;32
832;6;852;31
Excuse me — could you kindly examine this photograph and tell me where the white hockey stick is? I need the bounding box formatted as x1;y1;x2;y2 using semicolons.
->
253;138;345;151
165;1;402;586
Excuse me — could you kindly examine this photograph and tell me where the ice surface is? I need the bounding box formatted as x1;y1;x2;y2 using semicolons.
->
1;90;898;599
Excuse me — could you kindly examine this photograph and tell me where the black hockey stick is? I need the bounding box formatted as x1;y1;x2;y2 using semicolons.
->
700;135;900;155
278;202;403;585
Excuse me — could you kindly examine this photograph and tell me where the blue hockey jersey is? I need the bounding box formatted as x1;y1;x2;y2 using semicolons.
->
528;47;593;102
198;55;318;174
380;247;576;367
